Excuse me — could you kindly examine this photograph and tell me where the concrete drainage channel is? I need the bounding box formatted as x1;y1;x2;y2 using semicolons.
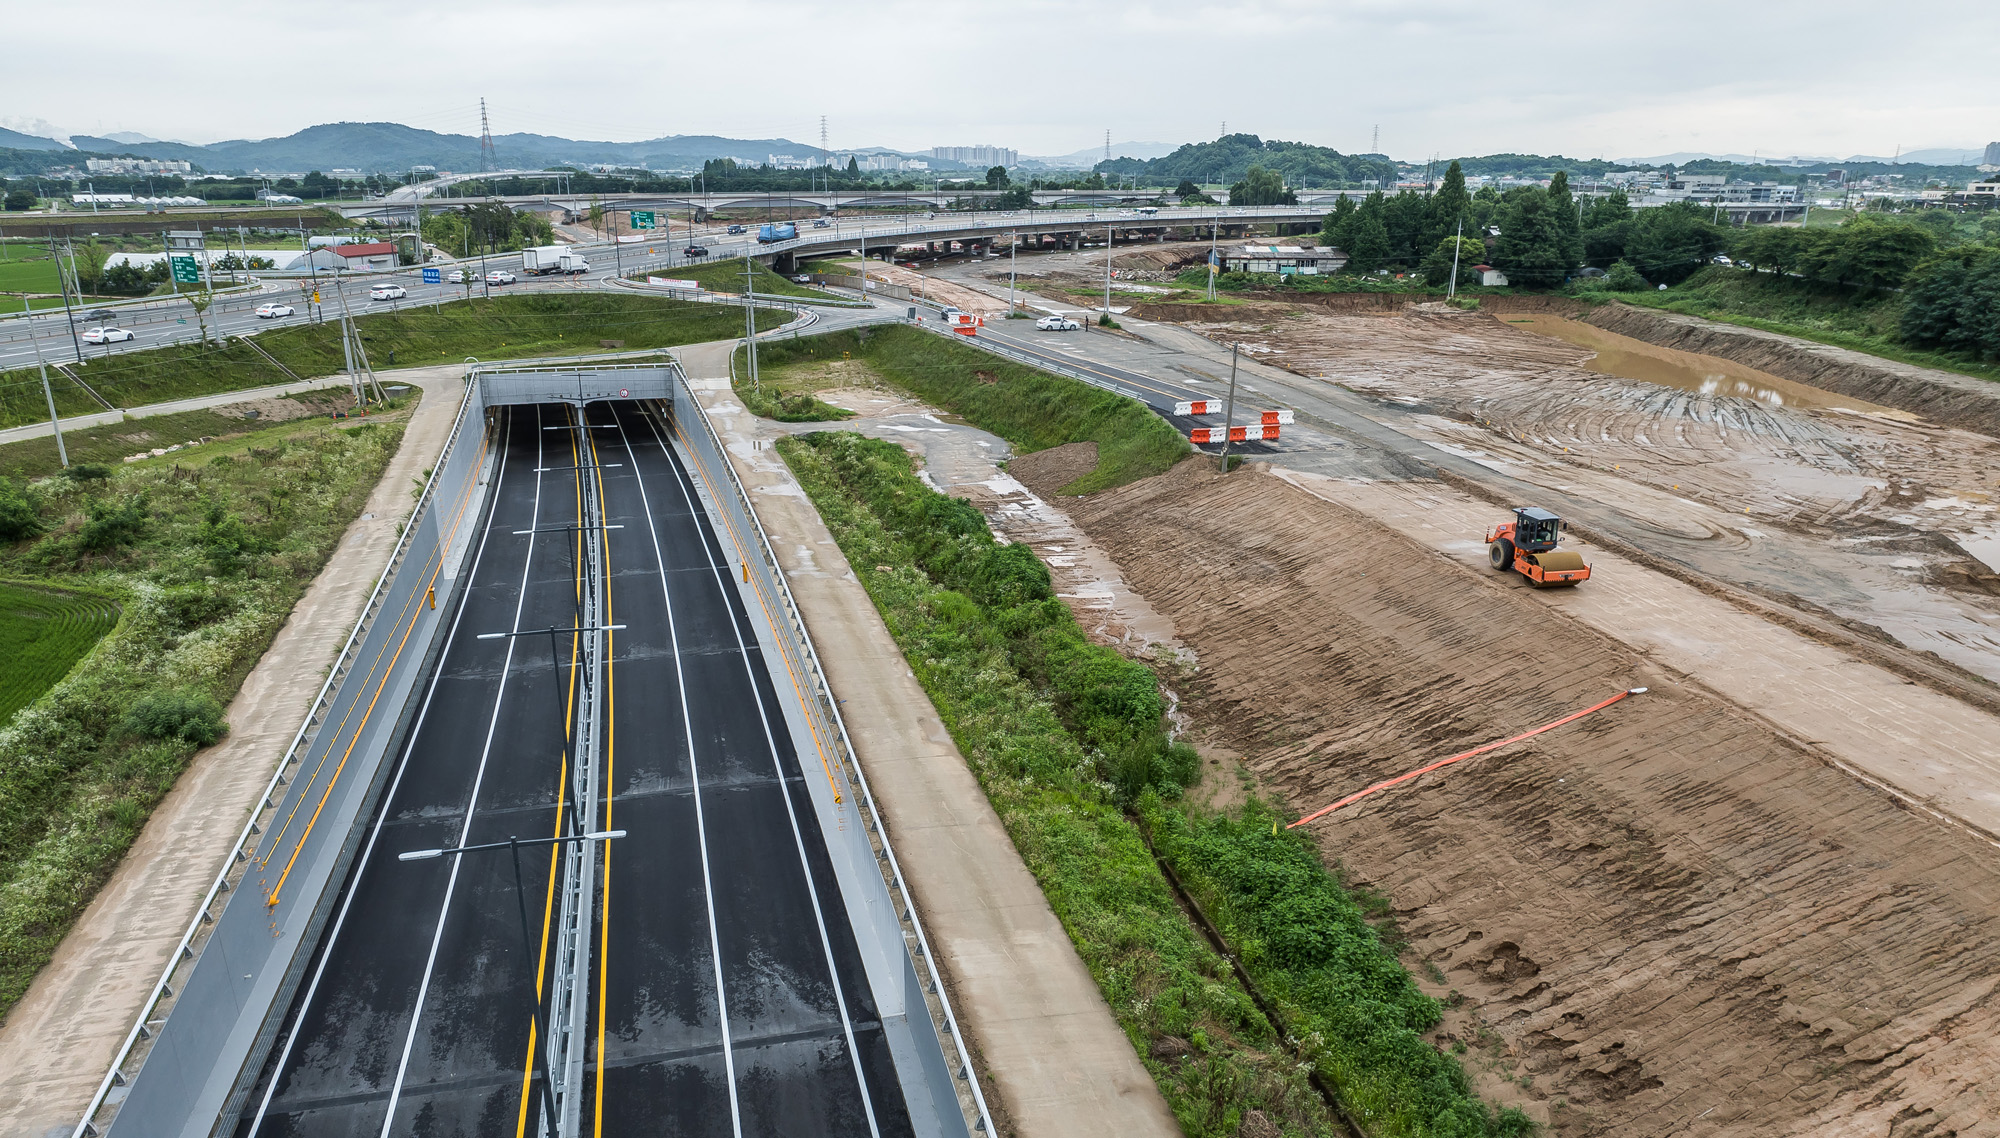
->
75;356;987;1138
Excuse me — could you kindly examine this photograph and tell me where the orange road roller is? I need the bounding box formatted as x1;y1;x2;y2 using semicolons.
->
1486;507;1591;587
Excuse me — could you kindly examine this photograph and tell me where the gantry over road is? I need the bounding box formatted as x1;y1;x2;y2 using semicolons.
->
80;361;983;1138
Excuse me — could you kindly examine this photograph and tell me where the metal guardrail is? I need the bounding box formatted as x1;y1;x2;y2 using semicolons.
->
664;377;993;1137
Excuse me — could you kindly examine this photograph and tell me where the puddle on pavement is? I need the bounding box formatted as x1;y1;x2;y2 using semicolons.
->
1508;315;1915;420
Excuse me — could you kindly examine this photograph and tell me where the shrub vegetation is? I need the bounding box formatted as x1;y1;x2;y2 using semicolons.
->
780;429;1530;1136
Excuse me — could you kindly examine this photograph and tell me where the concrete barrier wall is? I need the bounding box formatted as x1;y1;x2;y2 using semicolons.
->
660;376;988;1138
90;373;499;1138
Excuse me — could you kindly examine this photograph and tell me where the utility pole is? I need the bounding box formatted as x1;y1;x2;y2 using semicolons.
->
1217;343;1240;473
1208;215;1219;301
49;237;83;363
24;297;68;468
1008;232;1018;316
1102;223;1113;317
742;253;760;389
1448;218;1463;299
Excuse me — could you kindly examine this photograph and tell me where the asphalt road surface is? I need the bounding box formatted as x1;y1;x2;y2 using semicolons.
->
236;401;910;1137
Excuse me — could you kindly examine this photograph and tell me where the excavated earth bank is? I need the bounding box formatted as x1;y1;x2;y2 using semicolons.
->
1579;303;2000;440
1063;458;2000;1138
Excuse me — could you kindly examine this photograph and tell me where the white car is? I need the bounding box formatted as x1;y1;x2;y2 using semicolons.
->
255;303;294;319
1035;315;1081;331
80;326;134;344
486;270;516;285
369;284;407;301
447;269;468;283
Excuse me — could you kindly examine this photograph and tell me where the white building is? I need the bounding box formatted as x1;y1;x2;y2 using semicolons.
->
931;145;1018;167
85;158;192;175
1219;245;1348;275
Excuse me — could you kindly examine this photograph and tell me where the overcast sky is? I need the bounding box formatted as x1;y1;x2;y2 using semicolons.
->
7;0;1996;161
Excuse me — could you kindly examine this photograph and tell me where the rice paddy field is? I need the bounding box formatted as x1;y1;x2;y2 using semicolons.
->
0;580;119;727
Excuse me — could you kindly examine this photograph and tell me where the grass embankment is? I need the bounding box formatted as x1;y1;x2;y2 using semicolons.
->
1584;266;2000;383
0;581;119;725
0;413;404;1018
0;293;789;431
780;431;1529;1137
746;325;1189;493
626;257;842;301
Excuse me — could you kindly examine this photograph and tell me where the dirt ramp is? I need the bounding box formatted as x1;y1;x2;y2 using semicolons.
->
1065;459;2000;1137
1583;302;2000;438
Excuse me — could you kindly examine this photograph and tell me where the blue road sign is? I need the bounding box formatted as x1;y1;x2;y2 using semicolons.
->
422;267;442;283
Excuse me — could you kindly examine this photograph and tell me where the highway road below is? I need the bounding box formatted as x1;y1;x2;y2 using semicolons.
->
236;400;911;1136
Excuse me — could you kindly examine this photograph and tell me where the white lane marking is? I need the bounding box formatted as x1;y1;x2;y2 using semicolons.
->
609;406;745;1137
246;410;517;1134
377;405;551;1136
632;407;882;1138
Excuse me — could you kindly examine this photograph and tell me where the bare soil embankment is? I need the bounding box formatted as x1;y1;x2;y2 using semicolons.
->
1063;458;2000;1138
1580;302;2000;439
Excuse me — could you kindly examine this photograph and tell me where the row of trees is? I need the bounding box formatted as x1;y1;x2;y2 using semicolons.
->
1901;245;2000;360
419;203;554;256
1316;162;1737;287
1731;219;1938;291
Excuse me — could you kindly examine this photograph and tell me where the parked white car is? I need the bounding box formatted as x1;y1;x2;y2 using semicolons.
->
1035;315;1081;331
369;284;407;301
255;303;294;319
80;326;134;344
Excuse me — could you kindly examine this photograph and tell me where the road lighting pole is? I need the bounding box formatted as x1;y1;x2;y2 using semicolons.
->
23;297;68;467
398;830;626;1138
1217;343;1240;473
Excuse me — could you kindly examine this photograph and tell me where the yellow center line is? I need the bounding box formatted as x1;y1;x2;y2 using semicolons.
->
588;416;617;1137
517;406;588;1138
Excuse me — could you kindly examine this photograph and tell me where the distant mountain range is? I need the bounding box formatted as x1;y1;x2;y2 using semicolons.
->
0;127;69;151
1028;141;1180;166
0;120;1151;173
0;121;1086;174
1622;148;1988;168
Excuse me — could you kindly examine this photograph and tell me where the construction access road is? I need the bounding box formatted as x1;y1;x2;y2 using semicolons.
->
885;251;2000;1133
237;401;909;1136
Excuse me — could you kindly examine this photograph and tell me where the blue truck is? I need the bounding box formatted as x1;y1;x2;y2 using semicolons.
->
757;222;797;243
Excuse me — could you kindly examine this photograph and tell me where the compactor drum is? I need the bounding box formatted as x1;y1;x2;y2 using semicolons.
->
1485;507;1591;587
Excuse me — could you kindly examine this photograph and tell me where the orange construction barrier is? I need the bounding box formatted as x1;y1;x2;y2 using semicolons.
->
1288;688;1647;827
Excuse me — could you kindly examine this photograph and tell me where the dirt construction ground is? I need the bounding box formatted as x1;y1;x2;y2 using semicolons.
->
896;250;2000;1134
1172;304;2000;683
1061;459;2000;1137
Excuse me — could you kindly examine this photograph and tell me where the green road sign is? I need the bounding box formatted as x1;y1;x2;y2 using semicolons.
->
629;209;655;230
170;255;201;284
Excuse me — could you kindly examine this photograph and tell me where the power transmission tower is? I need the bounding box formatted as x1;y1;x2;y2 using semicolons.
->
479;98;497;173
1371;124;1379;155
1104;129;1111;165
819;115;829;166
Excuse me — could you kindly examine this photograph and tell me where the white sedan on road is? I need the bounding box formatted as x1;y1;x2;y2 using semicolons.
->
1035;315;1081;331
369;284;407;301
485;270;516;285
80;326;135;344
447;269;468;283
255;303;294;319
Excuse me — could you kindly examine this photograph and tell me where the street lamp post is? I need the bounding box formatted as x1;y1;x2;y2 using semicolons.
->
398;830;626;1137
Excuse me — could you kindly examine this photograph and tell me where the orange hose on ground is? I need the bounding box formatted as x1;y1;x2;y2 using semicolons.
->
1288;688;1647;828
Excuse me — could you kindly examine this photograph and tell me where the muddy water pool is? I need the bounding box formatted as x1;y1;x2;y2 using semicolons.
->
1507;314;1916;420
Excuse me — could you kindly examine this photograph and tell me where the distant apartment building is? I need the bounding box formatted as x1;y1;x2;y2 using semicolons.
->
1986;141;2000;167
931;145;1018;168
85;157;192;176
766;154;814;169
854;154;927;172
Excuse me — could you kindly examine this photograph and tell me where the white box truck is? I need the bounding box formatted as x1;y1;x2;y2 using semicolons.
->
522;246;567;275
559;252;590;274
